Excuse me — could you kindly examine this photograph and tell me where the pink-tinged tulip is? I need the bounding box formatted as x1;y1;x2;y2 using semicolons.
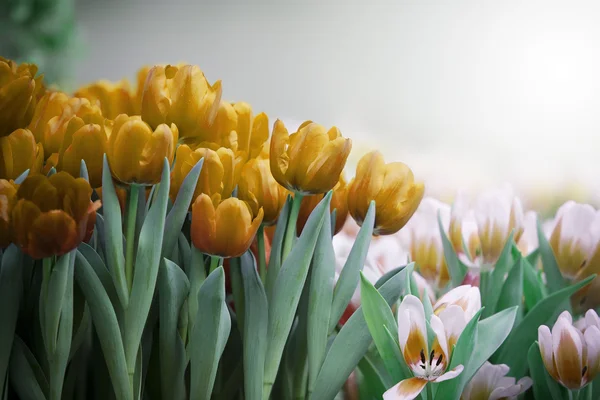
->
461;362;532;400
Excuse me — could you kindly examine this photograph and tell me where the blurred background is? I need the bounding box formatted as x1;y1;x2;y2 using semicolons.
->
3;0;599;215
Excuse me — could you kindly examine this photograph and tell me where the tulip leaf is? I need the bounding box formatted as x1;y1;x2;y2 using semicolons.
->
9;337;48;400
438;212;467;287
240;251;268;400
68;304;91;363
528;342;566;400
0;245;22;391
43;251;73;356
47;167;56;176
14;169;29;184
483;231;515;317
263;193;331;397
74;251;131;400
178;232;191;275
310;266;409;400
523;256;546;312
537;220;567;294
493;275;595;377
163;158;204;260
526;248;540;267
265;196;291;302
329;201;375;332
101;155;128;308
189;267;231;400
434;308;484;400
496;255;524;317
357;354;388;397
158;259;189;400
307;210;336;393
125;158;170;371
80;159;89;181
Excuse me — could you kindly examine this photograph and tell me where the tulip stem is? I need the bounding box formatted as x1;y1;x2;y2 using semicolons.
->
257;225;267;282
209;256;221;273
282;193;303;261
125;184;141;293
426;382;433;400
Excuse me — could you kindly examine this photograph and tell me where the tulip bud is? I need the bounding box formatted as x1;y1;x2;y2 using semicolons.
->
107;114;178;185
0;179;18;248
75;79;136;119
347;151;424;235
270;120;351;194
231;102;269;159
0;128;44;180
297;174;348;235
191;193;263;258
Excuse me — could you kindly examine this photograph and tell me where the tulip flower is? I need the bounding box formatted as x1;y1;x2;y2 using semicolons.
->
574;309;600;333
75;79;136;119
107;114;178;185
538;310;600;389
297;174;348;235
0;57;44;137
461;362;532;400
433;285;481;321
547;201;600;312
191;193;263;258
11;172;100;259
347;151;424;236
0;128;44;180
0;179;18;248
448;192;480;258
270;120;351;194
141;64;222;141
238;157;288;226
516;211;539;256
230;102;269;159
170;144;244;204
383;295;465;400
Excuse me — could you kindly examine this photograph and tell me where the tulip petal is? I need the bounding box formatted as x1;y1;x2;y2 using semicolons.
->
270;120;290;188
586;310;600;330
397;295;428;366
584;325;600;382
538;325;559;381
302;136;351;193
430;314;449;363
191;194;217;254
383;377;427;400
432;364;464;383
437;304;468;353
552;315;584;389
28;210;79;259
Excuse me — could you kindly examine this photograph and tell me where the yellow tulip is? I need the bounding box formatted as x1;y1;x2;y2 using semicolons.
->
270;120;351;194
0;179;18;248
238;158;288;225
141;64;222;141
75;79;136;119
0;129;43;180
191;193;263;258
347;151;424;235
231;102;269;159
297;174;348;235
0;57;44;137
107;114;178;185
11;172;100;259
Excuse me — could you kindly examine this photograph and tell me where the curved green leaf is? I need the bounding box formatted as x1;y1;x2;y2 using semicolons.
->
0;245;22;390
265;196;291;302
439;212;467;287
9;337;47;400
537;219;567;294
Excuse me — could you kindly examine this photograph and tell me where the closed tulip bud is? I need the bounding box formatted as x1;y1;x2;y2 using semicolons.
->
170;144;244;204
191;193;264;258
0;128;44;180
231;102;269;159
11;172;100;259
347;151;424;235
0;57;44;137
0;179;18;248
75;79;136;119
141;64;222;141
238;158;288;225
297;174;348;235
270;120;351;194
107;114;178;185
56;113;109;187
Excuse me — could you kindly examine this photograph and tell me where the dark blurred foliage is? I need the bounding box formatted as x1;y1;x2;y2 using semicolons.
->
0;0;79;86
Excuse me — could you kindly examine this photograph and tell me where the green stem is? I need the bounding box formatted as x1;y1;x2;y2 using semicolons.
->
209;256;221;273
257;224;267;282
40;257;52;347
125;184;140;293
230;257;245;335
281;193;303;261
426;382;433;400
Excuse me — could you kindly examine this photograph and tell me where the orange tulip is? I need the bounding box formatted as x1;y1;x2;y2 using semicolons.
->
0;179;18;248
347;151;424;235
75;80;136;119
238;158;288;225
107;114;178;185
270;120;351;194
0;57;44;137
191;193;263;258
11;172;100;259
297;174;348;235
0;128;43;180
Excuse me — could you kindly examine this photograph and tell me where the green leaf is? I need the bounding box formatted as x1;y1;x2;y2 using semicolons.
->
526;248;540;267
68;304;91;362
43;251;72;356
494;276;595;377
9;337;47;400
360;272;405;382
189;267;231;400
158;259;189;400
523;257;545;312
439;212;467;287
240;252;268;400
101;155;128;307
310;267;409;400
265;196;291;302
537;219;567;294
124;158;170;370
496;255;524;315
357;355;388;397
483;231;514;317
14;169;29;184
80;159;89;181
0;245;22;390
74;251;131;400
330;201;375;332
307;210;336;393
162;158;203;260
178;233;191;275
528;342;566;400
263;192;331;395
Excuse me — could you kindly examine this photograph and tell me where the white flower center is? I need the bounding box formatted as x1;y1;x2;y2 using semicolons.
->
411;349;445;381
